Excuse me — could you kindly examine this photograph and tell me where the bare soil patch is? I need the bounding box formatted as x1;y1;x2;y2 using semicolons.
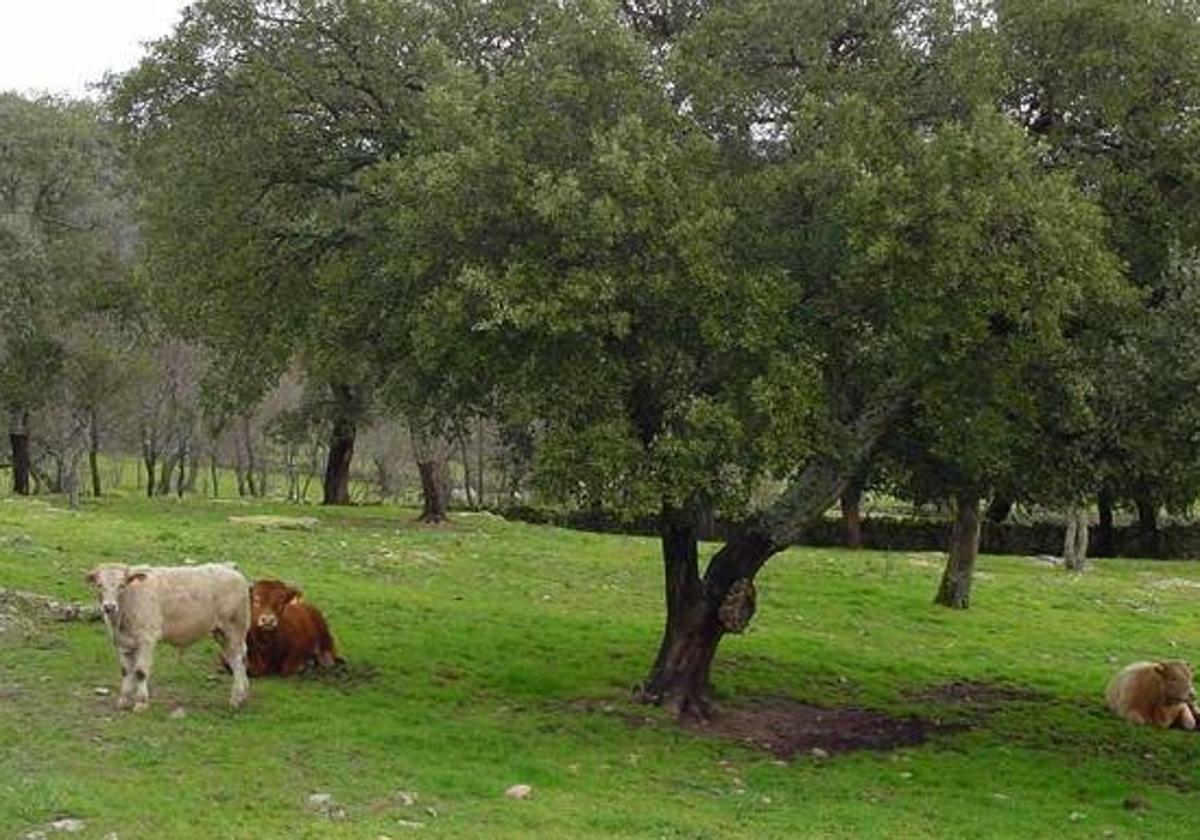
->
688;697;956;759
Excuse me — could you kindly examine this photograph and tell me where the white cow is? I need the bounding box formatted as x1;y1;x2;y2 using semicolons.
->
84;563;250;711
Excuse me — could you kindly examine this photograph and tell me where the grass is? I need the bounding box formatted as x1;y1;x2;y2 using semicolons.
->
2;494;1200;838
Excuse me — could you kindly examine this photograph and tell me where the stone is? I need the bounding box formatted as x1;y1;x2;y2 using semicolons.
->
810;748;829;759
169;707;187;720
93;687;111;697
307;793;346;821
505;784;533;800
49;818;85;832
394;790;417;807
1068;811;1086;822
395;821;425;830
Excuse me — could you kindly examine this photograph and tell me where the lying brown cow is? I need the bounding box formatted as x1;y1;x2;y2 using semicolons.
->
245;579;342;677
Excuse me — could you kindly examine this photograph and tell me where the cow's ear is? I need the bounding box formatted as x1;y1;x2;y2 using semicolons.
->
125;571;148;585
286;587;303;604
84;569;98;585
1155;663;1167;675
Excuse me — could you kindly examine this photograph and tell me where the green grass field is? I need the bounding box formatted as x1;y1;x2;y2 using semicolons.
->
3;495;1200;839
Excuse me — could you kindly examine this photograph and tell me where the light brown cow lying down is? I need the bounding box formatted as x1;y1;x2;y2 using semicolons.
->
85;563;250;711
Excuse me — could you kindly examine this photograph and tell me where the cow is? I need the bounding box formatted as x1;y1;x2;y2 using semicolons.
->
84;563;250;711
245;579;341;677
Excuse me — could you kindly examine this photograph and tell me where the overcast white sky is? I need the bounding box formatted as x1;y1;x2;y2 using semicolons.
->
0;1;192;98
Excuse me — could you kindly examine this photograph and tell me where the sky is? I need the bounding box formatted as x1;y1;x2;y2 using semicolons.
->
0;1;192;99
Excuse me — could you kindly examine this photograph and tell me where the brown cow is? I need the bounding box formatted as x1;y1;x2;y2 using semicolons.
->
245;580;342;677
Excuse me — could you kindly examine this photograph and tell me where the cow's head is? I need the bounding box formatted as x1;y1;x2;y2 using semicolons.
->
250;579;302;631
84;564;148;618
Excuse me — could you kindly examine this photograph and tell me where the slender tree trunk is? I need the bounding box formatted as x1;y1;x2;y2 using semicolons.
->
242;416;259;497
210;453;220;498
477;418;487;508
416;459;449;523
1063;507;1089;572
839;475;864;549
88;409;101;498
986;495;1013;524
322;385;357;506
157;451;178;496
175;440;188;497
458;431;476;509
934;492;982;609
1095;487;1115;557
9;409;31;495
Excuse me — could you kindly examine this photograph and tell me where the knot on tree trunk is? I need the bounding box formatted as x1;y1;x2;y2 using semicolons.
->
717;578;756;634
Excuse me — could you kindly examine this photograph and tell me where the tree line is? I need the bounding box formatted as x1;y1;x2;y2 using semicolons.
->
4;0;1200;715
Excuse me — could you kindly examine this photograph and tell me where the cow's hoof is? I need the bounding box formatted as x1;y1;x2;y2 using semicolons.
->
116;697;133;711
132;701;149;713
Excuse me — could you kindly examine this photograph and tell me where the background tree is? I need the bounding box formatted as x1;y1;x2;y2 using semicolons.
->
0;93;126;495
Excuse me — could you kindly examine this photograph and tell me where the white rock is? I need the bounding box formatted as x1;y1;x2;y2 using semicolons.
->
169;708;187;720
396;821;425;830
93;687;111;697
49;819;85;833
810;748;829;759
505;784;533;800
394;790;417;807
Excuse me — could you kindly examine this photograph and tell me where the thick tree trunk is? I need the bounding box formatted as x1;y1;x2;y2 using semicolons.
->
88;409;101;498
934;492;982;609
1135;494;1159;557
986;495;1013;524
142;450;157;498
1063;507;1089;572
635;504;778;718
416;459;449;523
322;385;357;506
839;475;864;548
9;409;31;495
632;386;906;719
1095;486;1115;557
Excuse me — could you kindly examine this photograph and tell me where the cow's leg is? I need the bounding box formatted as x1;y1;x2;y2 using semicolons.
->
117;647;138;710
220;629;250;708
131;645;155;712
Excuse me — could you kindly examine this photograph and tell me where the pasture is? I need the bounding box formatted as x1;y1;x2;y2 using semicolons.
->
3;495;1200;838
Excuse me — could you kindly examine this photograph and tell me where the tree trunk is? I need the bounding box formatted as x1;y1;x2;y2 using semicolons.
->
1063;507;1089;572
1095;486;1115;557
175;441;188;497
934;491;982;609
476;416;486;509
631;385;907;719
458;431;476;509
88;409;101;498
157;452;178;496
986;495;1013;524
322;385;357;506
1135;494;1159;557
243;416;259;497
635;505;775;719
416;459;449;523
839;476;864;549
210;453;220;498
9;409;31;495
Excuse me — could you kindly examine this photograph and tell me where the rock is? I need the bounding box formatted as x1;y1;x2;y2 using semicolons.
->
169;707;187;720
505;784;533;800
49;818;85;833
93;687;111;697
306;793;346;821
1068;811;1086;822
394;790;417;807
395;820;425;830
810;748;829;759
103;833;119;840
23;832;47;840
